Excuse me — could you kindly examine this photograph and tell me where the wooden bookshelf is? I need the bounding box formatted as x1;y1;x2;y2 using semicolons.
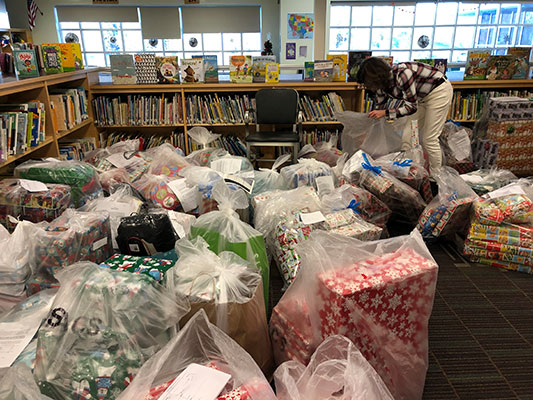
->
450;79;533;90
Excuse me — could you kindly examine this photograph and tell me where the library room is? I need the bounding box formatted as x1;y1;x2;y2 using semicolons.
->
0;0;531;399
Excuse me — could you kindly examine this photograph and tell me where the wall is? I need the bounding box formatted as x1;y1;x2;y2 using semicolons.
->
5;0;280;58
280;0;314;65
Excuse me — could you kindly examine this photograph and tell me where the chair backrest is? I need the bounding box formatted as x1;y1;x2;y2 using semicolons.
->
255;88;299;125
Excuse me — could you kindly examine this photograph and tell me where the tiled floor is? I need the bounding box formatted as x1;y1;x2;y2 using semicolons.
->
269;241;533;399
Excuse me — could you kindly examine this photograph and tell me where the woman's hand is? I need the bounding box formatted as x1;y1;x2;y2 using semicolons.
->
368;110;386;120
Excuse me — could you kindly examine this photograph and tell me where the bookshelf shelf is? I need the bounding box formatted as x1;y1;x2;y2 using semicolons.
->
0;137;54;169
450;79;533;90
96;123;184;128
57;118;95;139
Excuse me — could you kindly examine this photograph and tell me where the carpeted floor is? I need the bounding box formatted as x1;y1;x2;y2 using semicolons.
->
268;241;533;399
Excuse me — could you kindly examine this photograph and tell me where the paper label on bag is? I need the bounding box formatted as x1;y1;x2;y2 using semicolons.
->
210;158;241;175
316;175;334;196
167;179;198;212
106;153;139;169
18;179;48;192
447;129;472;161
460;174;484;184
0;315;43;368
168;213;187;239
92;237;108;251
300;211;326;225
159;363;231;400
129;243;140;253
223;175;255;194
488;183;526;199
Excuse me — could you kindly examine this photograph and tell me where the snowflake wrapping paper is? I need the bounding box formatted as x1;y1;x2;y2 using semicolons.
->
468;222;533;248
316;248;438;400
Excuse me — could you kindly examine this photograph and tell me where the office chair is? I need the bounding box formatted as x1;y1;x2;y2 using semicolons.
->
245;88;302;164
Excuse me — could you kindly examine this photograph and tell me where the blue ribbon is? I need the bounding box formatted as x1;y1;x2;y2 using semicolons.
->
361;153;382;176
393;159;413;167
347;199;361;214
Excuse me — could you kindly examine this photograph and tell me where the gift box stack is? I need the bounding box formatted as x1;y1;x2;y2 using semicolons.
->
464;191;533;274
101;253;176;282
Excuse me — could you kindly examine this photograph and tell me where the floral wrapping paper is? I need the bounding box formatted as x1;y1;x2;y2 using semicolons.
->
0;181;72;231
316;248;438;400
100;253;176;282
468;222;533;248
26;272;60;296
469;256;533;274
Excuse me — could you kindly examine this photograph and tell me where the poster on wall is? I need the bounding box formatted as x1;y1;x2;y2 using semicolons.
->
286;43;296;60
287;13;314;40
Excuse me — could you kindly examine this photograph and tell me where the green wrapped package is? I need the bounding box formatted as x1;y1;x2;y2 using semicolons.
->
100;253;176;282
188;182;270;307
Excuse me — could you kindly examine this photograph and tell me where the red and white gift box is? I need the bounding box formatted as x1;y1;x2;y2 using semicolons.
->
317;248;438;400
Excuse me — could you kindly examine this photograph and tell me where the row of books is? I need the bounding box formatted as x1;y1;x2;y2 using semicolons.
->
13;42;84;79
299;93;346;122
300;129;340;147
185;94;255;125
363;93;405;114
92;94;183;127
102;131;175;151
179;131;247;156
59;138;97;161
0;101;46;162
464;48;531;80
50;87;89;132
448;90;533;121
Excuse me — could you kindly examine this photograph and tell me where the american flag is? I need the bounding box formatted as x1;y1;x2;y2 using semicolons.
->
27;0;41;31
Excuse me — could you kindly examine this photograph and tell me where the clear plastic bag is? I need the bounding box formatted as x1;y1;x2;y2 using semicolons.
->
336;111;406;158
180;166;223;215
280;159;333;190
440;122;474;165
209;153;254;176
417;167;478;238
0;364;53;400
146;143;192;177
186;126;228;166
167;237;273;374
252;154;291;196
14;160;102;208
297;144;316;159
133;173;185;211
34;262;189;400
189;182;269;306
83;139;141;170
460;168;518;195
98;168;131;193
314;136;343;167
0;179;71;232
270;229;438;400
117;309;276;400
274;335;394;400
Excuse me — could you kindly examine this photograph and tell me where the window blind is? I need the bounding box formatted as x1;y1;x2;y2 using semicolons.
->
181;6;260;33
140;7;181;39
56;6;139;23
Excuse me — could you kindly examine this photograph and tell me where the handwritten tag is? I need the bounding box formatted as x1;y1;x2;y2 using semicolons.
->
167;179;198;212
92;237;108;251
300;211;326;225
106;153;138;168
0;315;44;368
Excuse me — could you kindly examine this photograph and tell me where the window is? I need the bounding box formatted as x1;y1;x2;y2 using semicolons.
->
57;8;261;67
329;2;533;64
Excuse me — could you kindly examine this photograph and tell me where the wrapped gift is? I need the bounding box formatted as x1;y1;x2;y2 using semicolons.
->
473;198;505;225
26;271;60;296
469;256;533;274
101;253;176;282
14;160;102;207
460;169;517;195
133;174;183;211
464;242;532;267
317;248;438;400
468;222;533;248
0;179;71;231
146;143;192;177
280;159;333;190
494;193;533;224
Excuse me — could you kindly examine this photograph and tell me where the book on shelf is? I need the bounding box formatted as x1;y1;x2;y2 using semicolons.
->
251;55;276;83
13;47;39;79
155;56;180;84
180;59;204;83
486;55;516;80
59;43;84;72
327;54;347;82
49;87;89;131
230;55;253;83
303;61;314;81
59;138;96;161
92;94;183;126
134;53;158;84
41;44;63;74
103;131;174;151
300;129;340;148
110;54;137;85
464;50;491;80
298;92;346;122
185;94;255;124
413;58;447;75
348;51;371;82
265;63;279;83
181;130;247;156
193;55;218;83
313;60;333;82
507;47;531;80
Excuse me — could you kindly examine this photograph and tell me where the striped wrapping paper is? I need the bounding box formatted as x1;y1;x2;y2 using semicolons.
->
468;222;533;248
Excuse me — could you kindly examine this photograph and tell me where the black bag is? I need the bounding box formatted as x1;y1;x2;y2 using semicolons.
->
117;212;176;256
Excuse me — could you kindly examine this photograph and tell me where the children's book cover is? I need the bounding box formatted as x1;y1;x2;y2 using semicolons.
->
464;50;491;80
327;54;347;82
180;59;204;83
193;55;218;83
41;44;63;74
507;47;531;79
313;60;333;82
59;43;83;71
230;55;253;83
265;62;279;83
110;54;137;84
13;49;39;79
485;55;516;80
252;55;276;83
134;53;158;84
303;61;314;81
155;56;180;84
414;58;448;75
379;56;394;67
348;51;371;82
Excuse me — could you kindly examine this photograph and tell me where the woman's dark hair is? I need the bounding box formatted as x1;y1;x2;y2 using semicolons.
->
356;57;393;91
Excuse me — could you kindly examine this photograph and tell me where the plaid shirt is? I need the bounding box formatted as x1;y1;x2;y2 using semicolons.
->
374;62;446;119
